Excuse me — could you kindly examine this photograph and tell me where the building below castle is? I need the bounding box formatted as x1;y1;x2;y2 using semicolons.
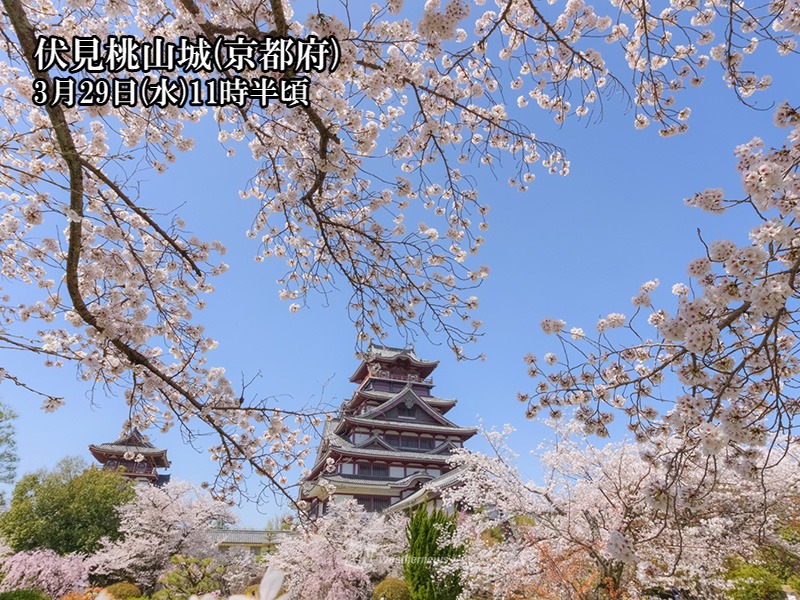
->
300;345;476;517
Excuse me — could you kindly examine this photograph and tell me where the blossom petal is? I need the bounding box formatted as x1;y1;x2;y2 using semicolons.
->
259;564;286;600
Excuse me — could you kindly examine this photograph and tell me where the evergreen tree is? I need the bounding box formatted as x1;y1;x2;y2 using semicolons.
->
0;401;18;503
0;457;134;554
403;507;462;600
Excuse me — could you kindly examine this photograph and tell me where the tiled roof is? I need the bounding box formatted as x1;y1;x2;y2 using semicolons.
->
350;344;439;382
318;475;401;488
89;443;166;456
92;428;165;454
89;428;170;468
384;467;467;513
367;344;434;363
360;388;462;427
207;529;293;545
342;415;477;435
354;389;457;405
330;444;452;462
306;413;462;478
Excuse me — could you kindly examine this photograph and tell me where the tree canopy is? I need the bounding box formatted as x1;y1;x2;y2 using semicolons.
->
0;457;134;555
0;0;797;505
0;401;19;501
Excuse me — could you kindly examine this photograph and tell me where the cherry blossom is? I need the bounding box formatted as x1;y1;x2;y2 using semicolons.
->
440;426;800;599
522;103;800;493
0;548;89;598
90;480;235;589
0;0;797;502
271;500;406;600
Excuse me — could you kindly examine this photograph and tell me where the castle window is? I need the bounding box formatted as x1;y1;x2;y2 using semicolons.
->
419;438;434;450
385;434;400;446
357;463;389;478
356;496;392;512
400;435;419;449
398;404;417;418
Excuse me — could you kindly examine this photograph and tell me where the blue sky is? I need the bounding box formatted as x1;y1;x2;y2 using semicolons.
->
2;32;798;526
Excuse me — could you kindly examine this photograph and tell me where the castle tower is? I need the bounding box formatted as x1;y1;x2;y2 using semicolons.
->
300;345;476;516
89;428;171;485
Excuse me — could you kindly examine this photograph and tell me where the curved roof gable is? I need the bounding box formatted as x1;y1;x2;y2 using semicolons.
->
350;344;439;382
89;427;170;468
361;386;459;428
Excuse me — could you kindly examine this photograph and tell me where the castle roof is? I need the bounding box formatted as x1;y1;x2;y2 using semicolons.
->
349;344;439;382
336;415;477;436
89;427;170;468
384;466;468;514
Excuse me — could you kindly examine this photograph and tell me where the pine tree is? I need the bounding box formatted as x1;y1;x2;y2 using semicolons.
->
403;507;462;600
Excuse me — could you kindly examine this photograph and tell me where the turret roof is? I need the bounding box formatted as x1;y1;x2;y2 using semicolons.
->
88;427;170;468
350;344;439;382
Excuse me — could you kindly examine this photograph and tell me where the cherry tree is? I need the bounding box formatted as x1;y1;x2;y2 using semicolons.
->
0;0;798;503
440;427;800;599
524;104;800;497
271;500;406;600
90;480;235;589
0;548;90;598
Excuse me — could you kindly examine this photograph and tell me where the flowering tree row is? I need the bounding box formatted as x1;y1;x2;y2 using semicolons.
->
0;480;260;597
439;426;800;599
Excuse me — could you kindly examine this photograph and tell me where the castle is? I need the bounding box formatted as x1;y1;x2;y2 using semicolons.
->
300;345;476;516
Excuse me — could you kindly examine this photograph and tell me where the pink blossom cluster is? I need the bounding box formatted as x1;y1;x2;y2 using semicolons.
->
90;481;236;588
523;104;800;492
271;500;406;600
440;427;800;599
0;549;89;598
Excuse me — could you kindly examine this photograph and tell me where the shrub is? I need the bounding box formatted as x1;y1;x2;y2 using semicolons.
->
726;564;785;600
787;575;800;595
104;584;141;600
60;587;103;600
152;556;224;600
372;578;411;600
0;592;51;600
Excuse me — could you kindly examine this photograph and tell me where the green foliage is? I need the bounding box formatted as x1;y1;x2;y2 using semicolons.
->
782;523;800;545
787;575;800;593
512;514;537;528
0;591;51;600
0;457;134;554
372;578;411;600
403;507;463;600
104;583;142;600
479;526;503;545
726;563;785;600
754;542;800;582
152;556;224;600
0;401;19;504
